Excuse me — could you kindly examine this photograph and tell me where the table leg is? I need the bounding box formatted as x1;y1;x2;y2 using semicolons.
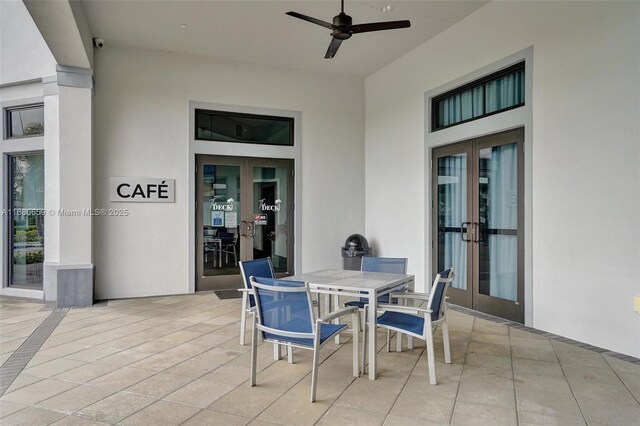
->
368;289;377;380
324;293;331;317
333;293;341;344
406;280;414;349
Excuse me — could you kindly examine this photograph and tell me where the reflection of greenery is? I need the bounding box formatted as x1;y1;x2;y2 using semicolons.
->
14;251;43;264
23;121;44;136
12;156;45;248
14;228;42;243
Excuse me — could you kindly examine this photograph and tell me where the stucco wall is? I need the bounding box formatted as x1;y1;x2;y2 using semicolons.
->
365;1;640;356
92;45;365;299
0;0;56;85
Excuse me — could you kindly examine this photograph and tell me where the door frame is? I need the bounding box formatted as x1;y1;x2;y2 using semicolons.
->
424;48;533;326
431;129;524;322
189;101;302;294
195;155;295;290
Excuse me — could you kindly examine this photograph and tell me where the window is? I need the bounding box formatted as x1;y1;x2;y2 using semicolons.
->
8;154;45;289
432;62;525;131
196;109;294;146
6;104;45;138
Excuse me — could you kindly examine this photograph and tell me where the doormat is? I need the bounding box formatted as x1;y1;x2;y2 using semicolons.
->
214;289;243;300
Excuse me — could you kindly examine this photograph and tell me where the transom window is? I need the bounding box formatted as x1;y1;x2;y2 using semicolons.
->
196;109;294;146
5;104;45;138
432;62;525;131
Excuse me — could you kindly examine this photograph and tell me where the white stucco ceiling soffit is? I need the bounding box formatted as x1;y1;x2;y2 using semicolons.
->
23;0;94;69
79;0;489;77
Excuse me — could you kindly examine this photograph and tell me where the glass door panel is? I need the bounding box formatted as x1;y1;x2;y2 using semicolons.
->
197;156;243;290
202;164;241;277
250;164;291;275
9;154;45;289
477;143;518;301
433;144;473;308
473;131;524;321
437;154;468;291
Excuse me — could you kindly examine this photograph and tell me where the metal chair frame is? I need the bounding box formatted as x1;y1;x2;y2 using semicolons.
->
249;277;360;402
363;269;454;385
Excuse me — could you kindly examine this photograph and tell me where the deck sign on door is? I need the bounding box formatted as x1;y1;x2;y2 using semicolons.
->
110;177;175;202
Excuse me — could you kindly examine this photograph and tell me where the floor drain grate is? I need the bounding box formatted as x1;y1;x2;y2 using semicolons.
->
0;309;68;396
213;289;242;300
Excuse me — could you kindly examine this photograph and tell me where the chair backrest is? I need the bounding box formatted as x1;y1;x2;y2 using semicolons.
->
239;258;274;307
250;277;314;340
220;231;237;243
361;257;408;274
427;268;454;322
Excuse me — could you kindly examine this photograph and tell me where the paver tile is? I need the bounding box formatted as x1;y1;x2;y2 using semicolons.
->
120;399;200;425
76;391;155;423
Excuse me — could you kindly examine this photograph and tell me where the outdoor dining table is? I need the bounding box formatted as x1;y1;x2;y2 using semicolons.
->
284;269;414;380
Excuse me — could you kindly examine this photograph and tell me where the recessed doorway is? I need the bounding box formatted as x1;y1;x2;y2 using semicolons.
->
196;155;294;291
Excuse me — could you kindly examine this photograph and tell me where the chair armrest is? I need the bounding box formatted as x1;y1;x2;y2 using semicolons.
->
389;291;431;301
237;288;254;293
375;304;432;316
317;306;358;323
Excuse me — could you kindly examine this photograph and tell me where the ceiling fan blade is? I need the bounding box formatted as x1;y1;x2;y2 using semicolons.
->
286;11;334;30
350;20;411;34
325;37;343;59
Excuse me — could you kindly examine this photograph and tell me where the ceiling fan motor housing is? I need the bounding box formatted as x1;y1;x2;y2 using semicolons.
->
332;13;353;39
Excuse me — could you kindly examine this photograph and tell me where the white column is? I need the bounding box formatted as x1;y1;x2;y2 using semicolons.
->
42;67;93;306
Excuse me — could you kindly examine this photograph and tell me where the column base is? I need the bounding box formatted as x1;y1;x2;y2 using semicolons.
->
44;262;95;308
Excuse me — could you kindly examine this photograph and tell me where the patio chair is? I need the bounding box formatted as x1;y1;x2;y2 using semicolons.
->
249;276;360;402
239;258;321;365
363;268;454;385
220;231;238;266
344;257;408;349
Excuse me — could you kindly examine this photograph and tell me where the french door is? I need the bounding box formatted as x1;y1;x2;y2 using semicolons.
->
432;128;524;322
196;155;294;290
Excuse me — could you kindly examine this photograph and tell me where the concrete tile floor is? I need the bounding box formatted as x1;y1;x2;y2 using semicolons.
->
0;293;638;426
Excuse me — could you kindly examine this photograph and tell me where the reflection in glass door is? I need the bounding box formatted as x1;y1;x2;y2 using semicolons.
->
196;156;294;290
435;147;472;308
433;128;524;322
9;154;45;288
200;159;242;285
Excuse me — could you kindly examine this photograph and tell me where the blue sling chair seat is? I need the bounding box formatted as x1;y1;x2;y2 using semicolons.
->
249;276;360;402
363;269;454;385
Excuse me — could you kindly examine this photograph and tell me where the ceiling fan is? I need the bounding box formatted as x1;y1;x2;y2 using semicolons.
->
286;0;411;59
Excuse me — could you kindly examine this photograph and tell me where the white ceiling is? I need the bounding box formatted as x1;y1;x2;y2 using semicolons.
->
82;0;488;77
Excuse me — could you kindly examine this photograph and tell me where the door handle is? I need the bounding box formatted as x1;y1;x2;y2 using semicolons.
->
473;222;482;243
248;221;256;238
240;220;247;237
461;222;471;242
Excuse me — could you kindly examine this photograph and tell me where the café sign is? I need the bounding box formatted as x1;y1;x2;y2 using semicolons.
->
110;177;175;203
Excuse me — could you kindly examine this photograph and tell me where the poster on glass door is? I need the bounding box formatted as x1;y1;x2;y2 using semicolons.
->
211;211;224;227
